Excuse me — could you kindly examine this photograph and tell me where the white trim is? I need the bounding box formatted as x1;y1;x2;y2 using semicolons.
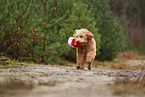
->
68;37;75;48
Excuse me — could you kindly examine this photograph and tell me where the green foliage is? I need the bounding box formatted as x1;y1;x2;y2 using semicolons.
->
0;0;34;60
58;1;101;62
0;0;73;63
0;0;123;64
84;0;122;61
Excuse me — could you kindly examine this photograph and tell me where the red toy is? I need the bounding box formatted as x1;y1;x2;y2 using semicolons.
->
68;37;82;48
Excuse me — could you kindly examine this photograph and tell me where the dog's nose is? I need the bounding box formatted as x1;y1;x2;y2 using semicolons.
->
76;41;79;44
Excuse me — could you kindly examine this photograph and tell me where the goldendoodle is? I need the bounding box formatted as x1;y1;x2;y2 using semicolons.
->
73;29;96;70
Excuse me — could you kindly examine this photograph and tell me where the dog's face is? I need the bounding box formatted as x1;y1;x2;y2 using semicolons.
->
73;29;94;44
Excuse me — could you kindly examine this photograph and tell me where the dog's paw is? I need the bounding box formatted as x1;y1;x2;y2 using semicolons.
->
88;67;91;70
76;66;80;69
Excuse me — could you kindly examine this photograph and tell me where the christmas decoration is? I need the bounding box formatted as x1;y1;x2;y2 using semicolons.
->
68;37;82;48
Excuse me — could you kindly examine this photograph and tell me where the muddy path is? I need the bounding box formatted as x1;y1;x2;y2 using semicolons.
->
0;62;144;97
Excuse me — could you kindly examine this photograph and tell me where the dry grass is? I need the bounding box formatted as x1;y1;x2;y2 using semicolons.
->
111;63;145;70
58;60;76;67
111;71;145;95
93;61;145;70
118;52;145;60
93;52;145;70
0;78;34;94
93;61;112;69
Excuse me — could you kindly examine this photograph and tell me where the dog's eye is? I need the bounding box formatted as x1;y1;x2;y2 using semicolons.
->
80;36;83;38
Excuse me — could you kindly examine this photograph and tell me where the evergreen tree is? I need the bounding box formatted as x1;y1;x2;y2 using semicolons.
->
33;0;73;63
0;0;73;63
84;0;122;60
0;0;34;60
58;1;101;62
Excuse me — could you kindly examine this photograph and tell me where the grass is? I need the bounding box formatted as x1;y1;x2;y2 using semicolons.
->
93;52;145;70
111;63;145;70
0;78;34;95
58;60;76;67
111;71;145;95
117;52;145;60
93;60;145;70
93;61;112;69
0;57;26;69
0;56;39;69
1;52;145;70
58;57;145;70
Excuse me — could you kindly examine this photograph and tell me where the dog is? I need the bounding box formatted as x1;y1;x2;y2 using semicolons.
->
73;29;96;70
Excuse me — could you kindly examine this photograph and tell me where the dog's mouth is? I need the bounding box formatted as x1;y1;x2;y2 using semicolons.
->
76;41;80;44
77;42;86;46
76;41;87;44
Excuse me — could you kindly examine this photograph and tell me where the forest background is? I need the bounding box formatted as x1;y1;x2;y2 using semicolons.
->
0;0;145;64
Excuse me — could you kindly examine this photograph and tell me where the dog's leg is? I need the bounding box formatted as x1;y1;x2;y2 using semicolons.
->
80;55;85;69
87;59;94;70
76;48;84;69
86;51;95;70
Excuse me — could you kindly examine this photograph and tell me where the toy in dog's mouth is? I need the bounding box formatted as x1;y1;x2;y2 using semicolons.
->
68;37;82;48
76;40;86;46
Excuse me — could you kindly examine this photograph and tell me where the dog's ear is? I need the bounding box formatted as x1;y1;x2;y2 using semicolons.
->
74;29;78;33
82;29;94;38
86;31;94;38
73;29;78;37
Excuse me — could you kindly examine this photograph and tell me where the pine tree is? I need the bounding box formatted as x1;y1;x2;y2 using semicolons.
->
27;0;73;63
0;0;34;60
84;0;122;60
58;1;101;62
0;0;73;63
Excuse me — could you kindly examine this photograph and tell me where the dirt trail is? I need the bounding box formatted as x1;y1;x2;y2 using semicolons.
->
0;60;144;97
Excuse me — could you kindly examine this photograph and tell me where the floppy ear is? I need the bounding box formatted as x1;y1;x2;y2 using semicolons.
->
82;29;94;38
86;31;94;37
73;29;78;37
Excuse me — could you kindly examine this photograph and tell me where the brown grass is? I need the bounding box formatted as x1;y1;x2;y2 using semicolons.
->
111;63;145;70
93;61;113;69
93;61;145;70
93;52;145;70
111;71;145;95
0;78;34;94
117;52;145;60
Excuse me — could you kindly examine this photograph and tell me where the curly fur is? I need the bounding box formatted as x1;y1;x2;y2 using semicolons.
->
73;29;96;70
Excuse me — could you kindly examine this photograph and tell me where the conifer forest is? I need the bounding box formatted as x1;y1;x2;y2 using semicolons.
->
0;0;145;63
